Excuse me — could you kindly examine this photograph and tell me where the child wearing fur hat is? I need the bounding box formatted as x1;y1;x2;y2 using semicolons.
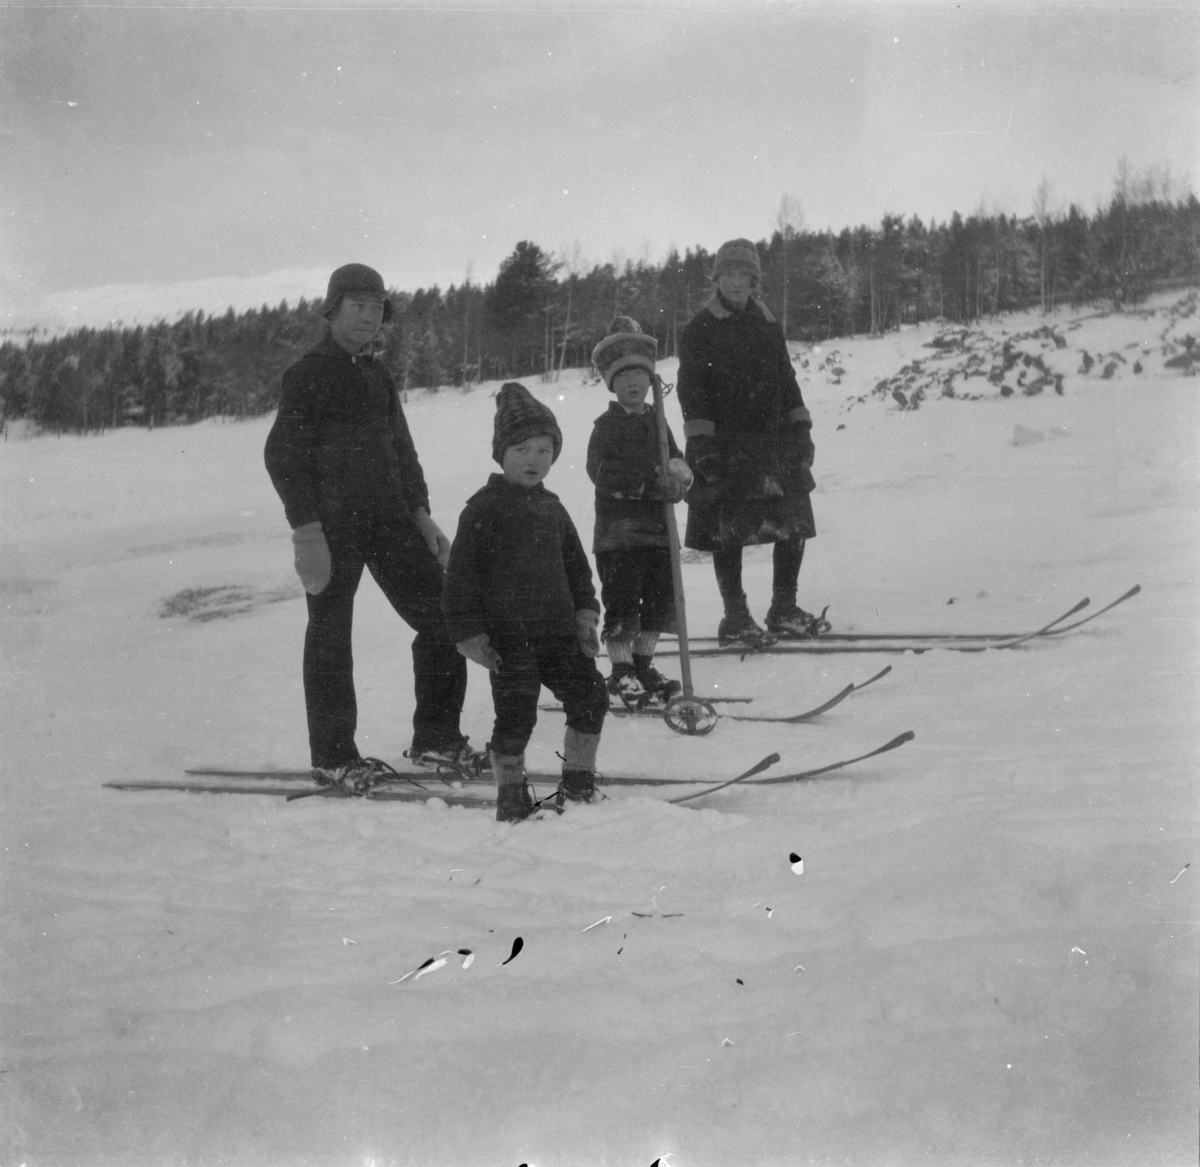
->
588;317;693;705
443;382;609;822
264;264;478;791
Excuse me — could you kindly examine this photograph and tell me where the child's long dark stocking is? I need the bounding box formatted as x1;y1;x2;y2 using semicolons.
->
712;546;745;615
771;537;806;609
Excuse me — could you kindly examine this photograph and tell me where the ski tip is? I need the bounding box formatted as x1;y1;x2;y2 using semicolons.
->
744;752;782;778
855;665;892;688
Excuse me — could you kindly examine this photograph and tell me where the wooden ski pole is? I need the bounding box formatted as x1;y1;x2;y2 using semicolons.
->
651;374;717;735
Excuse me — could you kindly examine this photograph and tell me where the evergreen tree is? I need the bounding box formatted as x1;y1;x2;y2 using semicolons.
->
485;241;559;377
6;168;1198;434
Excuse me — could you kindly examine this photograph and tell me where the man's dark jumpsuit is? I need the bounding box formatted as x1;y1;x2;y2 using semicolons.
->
265;334;467;767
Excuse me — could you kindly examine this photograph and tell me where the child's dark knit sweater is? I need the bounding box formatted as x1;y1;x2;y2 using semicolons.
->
586;403;682;553
442;474;598;645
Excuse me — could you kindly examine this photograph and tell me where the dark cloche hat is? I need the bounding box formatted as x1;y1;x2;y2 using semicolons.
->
711;238;761;283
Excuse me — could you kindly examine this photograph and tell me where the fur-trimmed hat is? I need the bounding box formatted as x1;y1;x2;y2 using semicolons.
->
492;382;562;465
711;238;761;284
322;263;394;323
591;316;657;392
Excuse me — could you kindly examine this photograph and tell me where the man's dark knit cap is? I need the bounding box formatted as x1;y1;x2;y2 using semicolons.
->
322;264;394;323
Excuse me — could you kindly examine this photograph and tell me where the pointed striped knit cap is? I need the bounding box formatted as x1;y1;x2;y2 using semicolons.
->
492;382;563;465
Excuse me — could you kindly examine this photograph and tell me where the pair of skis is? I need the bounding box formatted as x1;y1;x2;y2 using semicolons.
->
101;590;1135;805
549;585;1138;725
103;729;916;808
658;585;1139;658
540;664;892;725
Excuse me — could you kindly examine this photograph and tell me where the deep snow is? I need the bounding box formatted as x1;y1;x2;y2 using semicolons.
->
2;295;1197;1167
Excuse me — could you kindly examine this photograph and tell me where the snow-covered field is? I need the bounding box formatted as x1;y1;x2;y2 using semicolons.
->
2;294;1197;1166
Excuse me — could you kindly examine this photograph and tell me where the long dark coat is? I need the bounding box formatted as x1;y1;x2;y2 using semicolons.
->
676;293;816;551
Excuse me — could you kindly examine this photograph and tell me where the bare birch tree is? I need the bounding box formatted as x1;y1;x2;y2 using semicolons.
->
555;240;585;381
1033;178;1053;314
775;194;805;337
461;260;474;390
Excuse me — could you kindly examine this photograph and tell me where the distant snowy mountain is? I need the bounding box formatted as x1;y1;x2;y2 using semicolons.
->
1;268;333;336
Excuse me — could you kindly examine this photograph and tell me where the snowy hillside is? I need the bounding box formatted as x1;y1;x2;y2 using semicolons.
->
2;293;1197;1166
1;267;333;339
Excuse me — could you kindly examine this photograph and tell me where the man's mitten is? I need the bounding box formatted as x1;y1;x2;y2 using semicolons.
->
414;507;451;570
456;632;502;672
292;522;331;595
575;610;601;658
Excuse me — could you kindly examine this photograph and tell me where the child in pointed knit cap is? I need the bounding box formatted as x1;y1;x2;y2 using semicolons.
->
588;317;693;705
443;383;609;822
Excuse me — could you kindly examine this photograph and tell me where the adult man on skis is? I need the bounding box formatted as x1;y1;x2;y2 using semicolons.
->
264;263;479;788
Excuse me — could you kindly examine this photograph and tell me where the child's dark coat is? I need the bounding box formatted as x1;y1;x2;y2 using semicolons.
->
442;474;599;645
443;473;606;756
585;403;682;553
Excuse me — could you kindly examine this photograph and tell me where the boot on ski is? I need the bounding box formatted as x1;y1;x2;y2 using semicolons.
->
633;655;682;703
559;769;599;804
406;736;488;777
557;728;602;808
606;663;649;708
491;750;535;823
311;757;390;796
765;603;831;640
717;610;777;650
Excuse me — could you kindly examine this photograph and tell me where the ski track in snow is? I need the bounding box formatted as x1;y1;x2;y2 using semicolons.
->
2;294;1198;1166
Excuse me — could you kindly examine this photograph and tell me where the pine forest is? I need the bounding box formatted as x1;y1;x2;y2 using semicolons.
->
4;175;1198;435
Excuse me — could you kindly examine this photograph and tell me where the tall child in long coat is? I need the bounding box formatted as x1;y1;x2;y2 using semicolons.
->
587;316;693;704
264;264;478;789
443;383;609;822
677;238;825;649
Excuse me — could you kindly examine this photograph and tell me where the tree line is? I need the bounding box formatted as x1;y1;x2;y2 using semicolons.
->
4;166;1197;434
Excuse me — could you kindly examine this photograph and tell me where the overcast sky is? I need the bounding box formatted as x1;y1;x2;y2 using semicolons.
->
2;1;1197;325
